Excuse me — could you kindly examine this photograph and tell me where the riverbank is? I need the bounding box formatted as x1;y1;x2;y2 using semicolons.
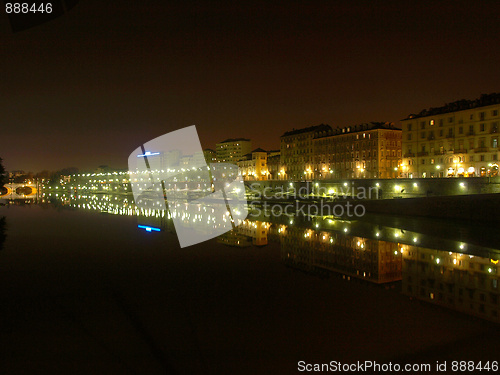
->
249;193;500;222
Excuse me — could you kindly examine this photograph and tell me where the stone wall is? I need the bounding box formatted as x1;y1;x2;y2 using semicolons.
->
245;177;500;200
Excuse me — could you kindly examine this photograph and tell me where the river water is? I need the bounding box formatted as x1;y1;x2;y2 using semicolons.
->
0;194;499;374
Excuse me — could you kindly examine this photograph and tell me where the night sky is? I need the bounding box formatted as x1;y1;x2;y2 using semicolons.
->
2;0;500;172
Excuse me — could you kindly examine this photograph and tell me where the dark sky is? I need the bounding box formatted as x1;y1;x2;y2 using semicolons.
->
2;0;500;172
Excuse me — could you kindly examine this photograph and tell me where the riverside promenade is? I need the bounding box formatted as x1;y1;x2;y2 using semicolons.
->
245;177;500;222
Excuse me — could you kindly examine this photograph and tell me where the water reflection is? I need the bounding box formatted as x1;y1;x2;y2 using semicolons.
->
36;192;500;323
403;247;500;323
0;216;6;252
280;226;402;283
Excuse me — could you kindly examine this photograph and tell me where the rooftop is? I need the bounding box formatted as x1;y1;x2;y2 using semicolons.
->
403;92;500;120
217;138;251;144
281;124;332;138
315;122;401;138
251;148;267;153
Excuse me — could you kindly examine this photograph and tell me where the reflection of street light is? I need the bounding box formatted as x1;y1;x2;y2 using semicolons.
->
487;163;499;177
455;160;461;177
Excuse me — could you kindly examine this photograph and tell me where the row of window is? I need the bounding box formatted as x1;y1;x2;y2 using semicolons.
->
407;137;499;153
413;154;498;165
316;140;401;148
407;123;499;140
406;109;500;130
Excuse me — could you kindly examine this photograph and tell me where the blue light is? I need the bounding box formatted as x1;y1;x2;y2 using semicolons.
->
137;151;160;158
138;225;161;232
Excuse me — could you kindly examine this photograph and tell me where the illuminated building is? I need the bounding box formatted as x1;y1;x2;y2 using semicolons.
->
401;93;500;178
179;151;206;167
8;170;26;178
280;124;332;180
313;122;402;179
237;148;269;181
266;150;281;180
216;138;252;163
203;148;217;164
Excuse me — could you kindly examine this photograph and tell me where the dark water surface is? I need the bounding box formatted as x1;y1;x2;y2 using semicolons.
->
0;201;499;374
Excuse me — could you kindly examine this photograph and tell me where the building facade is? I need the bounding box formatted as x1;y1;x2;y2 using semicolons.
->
237;148;269;180
313;122;402;179
266;150;281;180
402;93;500;178
216;138;252;163
203;148;217;165
280;124;332;181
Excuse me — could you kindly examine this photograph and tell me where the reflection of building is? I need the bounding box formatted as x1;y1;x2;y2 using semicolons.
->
217;231;253;247
218;220;270;247
237;220;270;246
280;226;402;283
216;138;252;163
313;122;402;179
280;124;332;181
402;93;500;178
402;245;500;323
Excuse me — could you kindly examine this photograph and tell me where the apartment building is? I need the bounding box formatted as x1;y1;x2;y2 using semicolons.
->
203;148;217;165
280;124;332;180
401;93;500;178
313;122;402;179
237;148;269;180
266;150;281;180
216;138;252;163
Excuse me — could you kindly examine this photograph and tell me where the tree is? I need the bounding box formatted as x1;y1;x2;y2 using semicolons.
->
0;157;6;188
35;170;51;181
60;167;79;176
0;217;6;251
13;172;34;183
